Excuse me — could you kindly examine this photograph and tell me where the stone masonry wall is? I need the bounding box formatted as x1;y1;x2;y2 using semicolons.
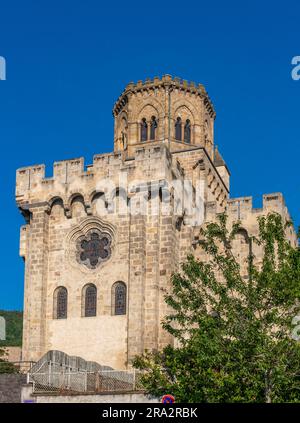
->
0;374;27;403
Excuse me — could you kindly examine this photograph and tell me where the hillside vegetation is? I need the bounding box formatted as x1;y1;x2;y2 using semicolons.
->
0;310;23;347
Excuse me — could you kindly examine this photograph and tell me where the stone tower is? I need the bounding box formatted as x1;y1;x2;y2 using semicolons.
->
113;75;216;160
16;76;297;369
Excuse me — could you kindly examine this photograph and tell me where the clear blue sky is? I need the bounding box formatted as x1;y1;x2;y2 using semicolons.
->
0;0;299;310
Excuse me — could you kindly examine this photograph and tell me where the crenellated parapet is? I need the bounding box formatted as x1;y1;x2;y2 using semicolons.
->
16;164;46;195
227;193;289;218
226;193;297;248
113;74;215;118
15;144;182;215
226;193;297;246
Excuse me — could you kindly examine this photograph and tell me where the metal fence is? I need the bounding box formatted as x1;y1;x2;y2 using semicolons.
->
29;368;144;394
26;350;144;395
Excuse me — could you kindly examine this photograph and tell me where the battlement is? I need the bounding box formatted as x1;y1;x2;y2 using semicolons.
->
113;74;215;118
15;144;175;200
125;74;206;94
227;193;288;220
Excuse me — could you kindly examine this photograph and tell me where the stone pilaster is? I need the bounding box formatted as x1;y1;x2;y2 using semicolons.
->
22;205;49;362
127;208;146;365
143;193;160;351
157;213;177;350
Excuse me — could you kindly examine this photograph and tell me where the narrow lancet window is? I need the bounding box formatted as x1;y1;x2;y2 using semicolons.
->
141;118;148;141
150;116;157;140
175;117;182;141
184;119;191;143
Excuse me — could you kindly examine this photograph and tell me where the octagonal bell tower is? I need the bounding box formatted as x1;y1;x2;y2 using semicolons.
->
112;75;216;159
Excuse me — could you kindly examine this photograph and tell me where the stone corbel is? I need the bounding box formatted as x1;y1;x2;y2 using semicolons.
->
64;206;72;219
44;203;51;215
85;202;92;216
193;159;205;171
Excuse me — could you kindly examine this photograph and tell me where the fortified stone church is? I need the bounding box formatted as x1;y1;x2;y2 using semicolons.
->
16;75;297;370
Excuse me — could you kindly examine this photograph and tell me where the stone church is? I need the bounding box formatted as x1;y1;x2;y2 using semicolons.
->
16;75;297;370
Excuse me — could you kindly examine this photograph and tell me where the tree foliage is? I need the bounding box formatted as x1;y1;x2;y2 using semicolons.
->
134;213;300;402
0;310;23;347
0;348;19;374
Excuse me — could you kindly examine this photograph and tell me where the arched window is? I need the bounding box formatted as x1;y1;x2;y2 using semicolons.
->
184;119;191;143
54;287;68;319
175;117;182;141
150;116;157;140
120;116;128;150
112;282;127;315
83;284;97;317
141;118;148;141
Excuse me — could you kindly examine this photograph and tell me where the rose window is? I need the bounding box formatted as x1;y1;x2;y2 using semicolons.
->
76;231;111;269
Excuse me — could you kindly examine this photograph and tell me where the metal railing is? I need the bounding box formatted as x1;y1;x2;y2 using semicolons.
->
29;367;143;394
25;351;144;395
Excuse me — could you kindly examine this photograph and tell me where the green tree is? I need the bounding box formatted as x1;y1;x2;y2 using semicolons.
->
0;311;23;347
134;213;300;402
0;348;18;374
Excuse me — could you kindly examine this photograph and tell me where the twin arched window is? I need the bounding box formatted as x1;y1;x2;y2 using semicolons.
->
141;116;191;142
141;116;157;142
53;282;127;319
175;117;191;143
